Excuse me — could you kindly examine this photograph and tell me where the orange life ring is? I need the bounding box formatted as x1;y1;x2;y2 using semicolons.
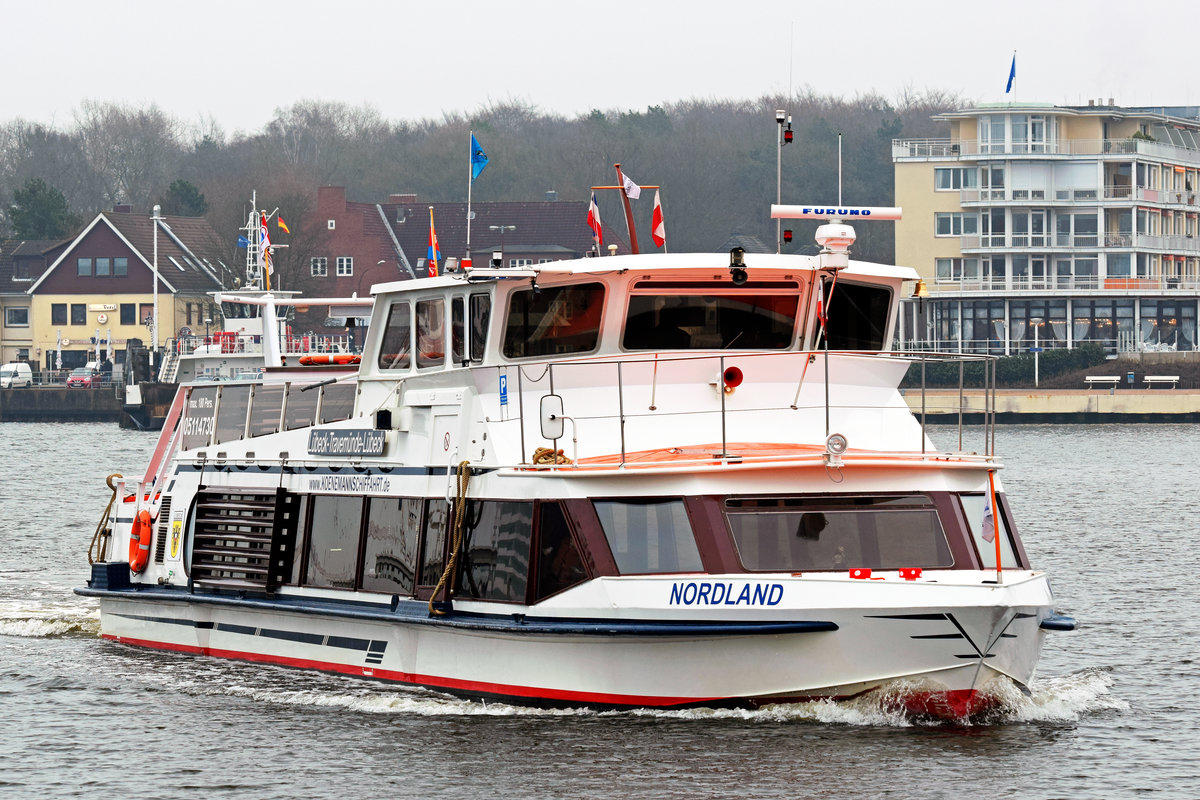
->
128;509;153;573
299;353;361;366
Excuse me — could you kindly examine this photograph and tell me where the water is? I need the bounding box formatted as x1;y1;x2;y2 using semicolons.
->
0;421;1194;799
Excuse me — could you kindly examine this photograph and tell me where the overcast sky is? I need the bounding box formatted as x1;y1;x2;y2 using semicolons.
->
7;0;1198;134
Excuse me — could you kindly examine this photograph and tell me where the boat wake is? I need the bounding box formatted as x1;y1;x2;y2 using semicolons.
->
0;603;99;638
163;660;1124;727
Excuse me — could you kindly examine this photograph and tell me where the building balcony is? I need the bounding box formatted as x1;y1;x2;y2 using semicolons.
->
930;274;1195;293
959;232;1197;253
894;136;1200;166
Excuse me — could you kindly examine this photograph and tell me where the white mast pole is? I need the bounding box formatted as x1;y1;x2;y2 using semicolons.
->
466;129;474;266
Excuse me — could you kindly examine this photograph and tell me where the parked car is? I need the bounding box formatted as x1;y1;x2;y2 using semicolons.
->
0;362;33;388
65;367;98;388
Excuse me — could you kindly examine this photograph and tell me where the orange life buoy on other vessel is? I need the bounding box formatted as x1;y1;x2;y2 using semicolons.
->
128;509;153;573
299;353;361;366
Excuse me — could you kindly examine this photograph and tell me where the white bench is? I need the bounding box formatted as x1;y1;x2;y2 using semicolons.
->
1084;375;1121;389
1144;375;1180;389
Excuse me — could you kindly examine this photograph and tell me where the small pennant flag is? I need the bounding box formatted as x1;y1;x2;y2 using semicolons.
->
1005;52;1016;94
277;216;290;234
587;192;603;248
471;134;489;183
427;207;440;277
651;189;666;248
622;173;641;200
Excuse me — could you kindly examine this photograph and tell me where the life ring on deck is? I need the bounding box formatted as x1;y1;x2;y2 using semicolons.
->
299;353;361;366
128;509;153;573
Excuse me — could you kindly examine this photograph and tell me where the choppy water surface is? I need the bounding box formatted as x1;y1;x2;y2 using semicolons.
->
0;422;1194;798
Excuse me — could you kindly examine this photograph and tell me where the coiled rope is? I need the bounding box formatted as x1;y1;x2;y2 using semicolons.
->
89;473;122;564
429;460;471;616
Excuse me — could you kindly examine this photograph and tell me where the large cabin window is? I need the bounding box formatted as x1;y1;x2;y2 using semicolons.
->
361;497;422;594
502;283;604;358
214;385;251;442
959;493;1019;569
593;499;703;574
821;280;891;351
534;502;588;600
305;495;364;589
457;500;534;602
377;302;411;370
725;495;953;572
623;285;799;350
420;500;449;585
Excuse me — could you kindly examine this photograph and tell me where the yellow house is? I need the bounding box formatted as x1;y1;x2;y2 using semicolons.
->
893;100;1200;354
27;210;231;372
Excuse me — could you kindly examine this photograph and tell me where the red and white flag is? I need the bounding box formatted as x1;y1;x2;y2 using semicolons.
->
651;189;666;248
587;192;603;247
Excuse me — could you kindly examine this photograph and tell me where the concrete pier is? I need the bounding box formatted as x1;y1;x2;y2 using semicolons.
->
905;388;1200;423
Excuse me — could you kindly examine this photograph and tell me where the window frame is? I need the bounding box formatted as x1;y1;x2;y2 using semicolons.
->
4;307;29;327
336;256;353;276
311;257;328;277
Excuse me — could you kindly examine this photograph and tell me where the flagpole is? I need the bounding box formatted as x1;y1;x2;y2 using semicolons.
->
466;129;474;266
613;163;640;255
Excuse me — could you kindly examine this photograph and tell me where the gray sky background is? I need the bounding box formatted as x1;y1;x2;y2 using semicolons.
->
7;0;1194;133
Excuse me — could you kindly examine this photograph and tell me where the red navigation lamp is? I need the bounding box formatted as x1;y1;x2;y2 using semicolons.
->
722;366;743;394
783;229;793;243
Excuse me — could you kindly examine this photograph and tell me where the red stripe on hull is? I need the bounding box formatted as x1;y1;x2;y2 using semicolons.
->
102;634;723;708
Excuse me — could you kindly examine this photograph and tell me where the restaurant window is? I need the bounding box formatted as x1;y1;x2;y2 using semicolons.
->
4;308;29;327
71;304;86;325
503;283;604;358
594;499;702;574
305;495;364;589
376;302;411;370
457;500;534;602
51;304;67;325
361;497;422;595
726;495;954;572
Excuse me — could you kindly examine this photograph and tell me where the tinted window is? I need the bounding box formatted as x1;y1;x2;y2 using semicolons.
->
960;493;1018;569
535;502;588;600
458;500;533;602
377;302;411;370
503;283;604;358
594;499;702;574
305;495;363;589
361;497;422;595
726;495;953;571
214;385;250;443
420;500;448;585
822;280;891;351
624;292;798;350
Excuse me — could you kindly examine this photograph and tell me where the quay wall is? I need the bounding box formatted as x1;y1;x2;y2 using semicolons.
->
905;388;1200;423
0;386;123;422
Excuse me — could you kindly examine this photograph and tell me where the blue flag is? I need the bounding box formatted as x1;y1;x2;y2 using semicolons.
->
237;234;249;248
1006;53;1016;94
471;134;489;182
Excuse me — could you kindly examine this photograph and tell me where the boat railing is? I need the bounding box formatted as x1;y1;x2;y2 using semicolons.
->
166;334;356;358
484;349;999;468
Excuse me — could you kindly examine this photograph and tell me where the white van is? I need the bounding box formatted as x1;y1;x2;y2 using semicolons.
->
0;362;33;388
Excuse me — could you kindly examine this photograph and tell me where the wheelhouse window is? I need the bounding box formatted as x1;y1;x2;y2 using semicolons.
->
623;285;799;350
725;495;953;572
820;280;891;351
594;499;703;574
417;299;445;368
469;293;490;363
959;493;1018;569
377;302;411;370
503;282;604;359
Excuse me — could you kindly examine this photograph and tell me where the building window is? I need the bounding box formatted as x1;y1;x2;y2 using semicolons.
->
935;258;980;282
934;167;977;191
311;257;328;277
95;257;111;277
70;304;86;325
120;304;136;325
4;307;29;327
51;304;67;325
935;212;977;237
509;258;533;267
336;256;353;276
77;258;92;277
114;257;128;277
327;219;336;229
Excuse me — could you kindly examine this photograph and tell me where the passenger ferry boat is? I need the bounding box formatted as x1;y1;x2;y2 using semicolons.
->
80;204;1074;720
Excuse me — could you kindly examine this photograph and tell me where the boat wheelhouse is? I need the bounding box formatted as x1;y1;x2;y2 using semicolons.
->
80;205;1074;720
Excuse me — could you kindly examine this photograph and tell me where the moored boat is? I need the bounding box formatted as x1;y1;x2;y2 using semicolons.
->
79;203;1074;721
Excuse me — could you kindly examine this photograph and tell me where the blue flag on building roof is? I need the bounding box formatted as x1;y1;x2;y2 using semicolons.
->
471;134;489;182
1005;52;1016;94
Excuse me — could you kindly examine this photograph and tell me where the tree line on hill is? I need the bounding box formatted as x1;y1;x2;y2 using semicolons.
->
0;90;962;278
